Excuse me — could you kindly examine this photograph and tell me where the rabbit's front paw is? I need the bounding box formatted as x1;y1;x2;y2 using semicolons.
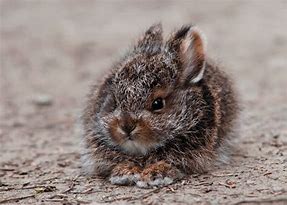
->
109;162;141;185
136;161;184;188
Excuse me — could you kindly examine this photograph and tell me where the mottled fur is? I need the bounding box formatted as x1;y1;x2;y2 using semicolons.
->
81;23;238;187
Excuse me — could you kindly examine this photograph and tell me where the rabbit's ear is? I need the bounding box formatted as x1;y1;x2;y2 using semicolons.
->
168;26;207;84
134;23;163;54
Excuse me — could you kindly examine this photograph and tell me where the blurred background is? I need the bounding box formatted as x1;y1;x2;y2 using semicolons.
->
0;0;287;204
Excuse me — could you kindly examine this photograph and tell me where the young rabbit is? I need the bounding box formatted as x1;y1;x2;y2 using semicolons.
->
81;23;238;188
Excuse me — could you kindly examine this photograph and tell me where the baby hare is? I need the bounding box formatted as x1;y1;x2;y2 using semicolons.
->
81;23;238;188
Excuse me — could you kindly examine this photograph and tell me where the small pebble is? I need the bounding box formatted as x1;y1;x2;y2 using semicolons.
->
32;94;53;106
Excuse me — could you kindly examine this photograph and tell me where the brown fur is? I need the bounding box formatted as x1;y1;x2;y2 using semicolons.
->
111;162;142;176
81;23;239;187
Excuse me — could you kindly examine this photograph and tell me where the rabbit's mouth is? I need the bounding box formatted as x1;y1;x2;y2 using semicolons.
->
120;139;150;155
114;132;161;156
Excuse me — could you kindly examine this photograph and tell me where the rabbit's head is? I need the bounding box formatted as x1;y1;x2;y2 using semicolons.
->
92;24;208;155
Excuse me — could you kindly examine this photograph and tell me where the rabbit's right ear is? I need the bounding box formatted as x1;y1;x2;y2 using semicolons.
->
167;26;207;84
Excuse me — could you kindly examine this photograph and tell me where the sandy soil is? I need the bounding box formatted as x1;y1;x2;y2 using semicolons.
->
1;0;287;204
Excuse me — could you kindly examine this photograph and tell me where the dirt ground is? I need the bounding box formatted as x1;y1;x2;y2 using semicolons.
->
1;0;287;204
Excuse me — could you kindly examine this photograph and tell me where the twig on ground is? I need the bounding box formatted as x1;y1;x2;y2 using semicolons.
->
0;194;35;204
47;193;68;199
0;168;15;171
16;185;56;191
60;175;80;194
61;182;75;194
71;187;103;194
192;182;213;186
43;198;66;202
210;173;238;177
234;197;287;205
39;176;59;183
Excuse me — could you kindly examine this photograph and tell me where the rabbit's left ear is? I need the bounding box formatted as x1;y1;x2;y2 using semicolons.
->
168;26;207;84
135;23;163;54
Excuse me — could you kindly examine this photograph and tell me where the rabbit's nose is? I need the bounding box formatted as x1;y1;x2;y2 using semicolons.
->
121;123;136;135
119;112;137;136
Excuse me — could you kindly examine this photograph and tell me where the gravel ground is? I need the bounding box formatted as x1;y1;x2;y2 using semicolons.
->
0;0;287;204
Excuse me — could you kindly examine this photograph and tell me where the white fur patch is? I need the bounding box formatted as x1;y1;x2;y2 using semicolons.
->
149;177;174;186
109;174;140;185
136;180;148;188
136;177;174;188
121;140;149;155
191;61;206;83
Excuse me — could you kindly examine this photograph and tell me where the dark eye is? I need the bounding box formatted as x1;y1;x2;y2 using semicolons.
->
151;98;165;111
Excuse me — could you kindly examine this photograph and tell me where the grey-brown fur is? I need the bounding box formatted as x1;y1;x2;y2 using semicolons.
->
81;23;239;187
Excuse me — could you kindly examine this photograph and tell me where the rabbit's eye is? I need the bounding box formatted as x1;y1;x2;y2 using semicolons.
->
151;98;165;111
